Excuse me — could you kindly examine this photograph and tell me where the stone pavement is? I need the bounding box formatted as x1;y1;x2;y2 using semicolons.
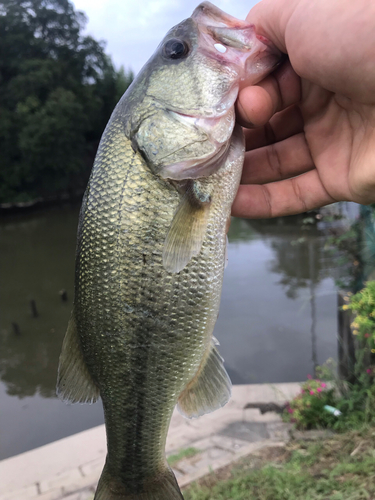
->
0;383;301;500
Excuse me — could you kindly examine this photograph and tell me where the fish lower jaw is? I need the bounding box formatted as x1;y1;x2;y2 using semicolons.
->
160;108;236;181
169;105;235;138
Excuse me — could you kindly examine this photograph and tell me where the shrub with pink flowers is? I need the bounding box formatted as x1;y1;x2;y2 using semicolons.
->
283;366;375;431
283;378;337;429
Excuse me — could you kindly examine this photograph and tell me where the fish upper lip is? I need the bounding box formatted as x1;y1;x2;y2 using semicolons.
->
206;25;255;51
192;2;251;30
191;1;282;72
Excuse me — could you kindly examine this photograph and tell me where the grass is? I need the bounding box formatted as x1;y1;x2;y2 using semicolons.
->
167;447;200;467
183;427;375;500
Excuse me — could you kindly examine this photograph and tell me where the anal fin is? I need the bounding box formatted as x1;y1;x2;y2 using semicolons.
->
177;339;232;418
56;314;100;403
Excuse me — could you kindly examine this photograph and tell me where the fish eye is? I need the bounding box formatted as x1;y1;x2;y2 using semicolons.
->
163;39;189;60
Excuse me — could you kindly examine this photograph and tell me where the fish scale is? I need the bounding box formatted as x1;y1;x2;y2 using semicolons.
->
57;3;280;499
74;118;236;492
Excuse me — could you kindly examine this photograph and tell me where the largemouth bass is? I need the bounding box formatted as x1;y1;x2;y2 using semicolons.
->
57;3;280;499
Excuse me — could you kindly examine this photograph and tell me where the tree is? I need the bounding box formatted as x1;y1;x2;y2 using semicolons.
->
0;0;133;203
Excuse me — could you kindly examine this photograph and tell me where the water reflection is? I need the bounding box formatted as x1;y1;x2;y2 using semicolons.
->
251;218;332;299
254;219;333;377
0;208;340;458
0;207;77;398
255;220;329;377
216;217;338;386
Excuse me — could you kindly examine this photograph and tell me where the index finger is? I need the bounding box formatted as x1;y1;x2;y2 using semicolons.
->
236;60;301;128
232;169;335;219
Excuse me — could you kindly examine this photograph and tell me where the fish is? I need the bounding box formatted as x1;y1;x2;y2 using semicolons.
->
56;3;281;500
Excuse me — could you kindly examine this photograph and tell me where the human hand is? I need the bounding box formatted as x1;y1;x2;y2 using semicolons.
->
232;0;375;219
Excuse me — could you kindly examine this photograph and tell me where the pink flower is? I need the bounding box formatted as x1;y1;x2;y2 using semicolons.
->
366;368;372;374
364;333;370;338
317;387;322;393
310;390;315;395
321;383;327;388
301;389;305;393
307;374;312;379
288;408;294;414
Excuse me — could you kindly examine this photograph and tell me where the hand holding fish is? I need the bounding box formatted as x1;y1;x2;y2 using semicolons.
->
232;0;375;219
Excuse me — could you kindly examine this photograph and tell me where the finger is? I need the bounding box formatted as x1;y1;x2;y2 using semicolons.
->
236;60;301;128
243;104;304;151
231;169;336;219
248;0;375;102
241;132;315;184
246;0;295;54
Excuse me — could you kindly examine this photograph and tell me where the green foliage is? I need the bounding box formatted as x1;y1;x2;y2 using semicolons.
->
115;66;134;103
283;375;375;432
0;0;133;203
323;204;375;292
282;379;337;429
325;223;363;291
167;447;200;467
345;281;375;353
333;385;375;431
283;281;375;432
184;429;375;500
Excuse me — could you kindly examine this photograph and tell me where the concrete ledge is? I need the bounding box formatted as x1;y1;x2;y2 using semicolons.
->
0;383;301;500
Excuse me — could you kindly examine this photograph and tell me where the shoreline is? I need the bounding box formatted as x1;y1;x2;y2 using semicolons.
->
0;382;301;500
0;194;84;217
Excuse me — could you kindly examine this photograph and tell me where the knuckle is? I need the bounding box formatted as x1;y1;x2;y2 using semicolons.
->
291;177;307;212
266;142;283;179
260;184;273;218
264;122;276;145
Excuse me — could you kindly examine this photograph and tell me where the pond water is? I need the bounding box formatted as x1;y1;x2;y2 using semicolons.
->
0;205;341;459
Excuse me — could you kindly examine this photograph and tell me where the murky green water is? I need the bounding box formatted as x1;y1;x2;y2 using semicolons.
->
0;206;341;459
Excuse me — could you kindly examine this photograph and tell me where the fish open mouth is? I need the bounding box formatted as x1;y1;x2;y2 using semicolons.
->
192;1;282;91
159;3;282;182
135;2;282;182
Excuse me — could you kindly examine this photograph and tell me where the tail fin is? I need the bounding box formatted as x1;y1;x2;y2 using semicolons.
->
94;464;184;500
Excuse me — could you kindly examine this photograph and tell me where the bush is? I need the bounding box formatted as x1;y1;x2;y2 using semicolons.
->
283;378;337;429
284;281;375;431
283;373;375;431
345;281;375;358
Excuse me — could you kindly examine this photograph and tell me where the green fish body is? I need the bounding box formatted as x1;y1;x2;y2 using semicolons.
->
57;3;280;499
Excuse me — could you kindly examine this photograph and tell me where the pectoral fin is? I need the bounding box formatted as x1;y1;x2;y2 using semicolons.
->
56;314;100;403
163;181;212;273
177;339;232;418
